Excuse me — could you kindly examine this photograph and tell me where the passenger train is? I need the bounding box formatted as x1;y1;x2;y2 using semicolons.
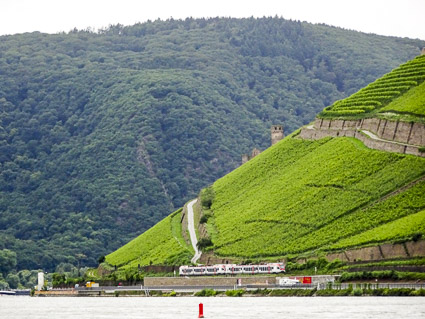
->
179;263;285;276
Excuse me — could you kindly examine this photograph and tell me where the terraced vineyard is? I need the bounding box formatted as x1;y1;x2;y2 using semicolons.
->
380;81;425;117
209;136;425;258
320;55;425;118
331;209;425;250
106;208;193;268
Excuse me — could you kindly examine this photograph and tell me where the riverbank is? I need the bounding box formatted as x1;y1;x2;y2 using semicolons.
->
33;284;425;297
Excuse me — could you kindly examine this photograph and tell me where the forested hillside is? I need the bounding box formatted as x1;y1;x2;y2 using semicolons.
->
0;17;423;272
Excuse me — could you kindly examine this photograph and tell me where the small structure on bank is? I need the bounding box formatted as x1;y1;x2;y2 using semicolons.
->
37;272;44;291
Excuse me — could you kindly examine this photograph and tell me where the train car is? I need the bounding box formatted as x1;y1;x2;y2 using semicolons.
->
257;263;285;274
204;264;226;275
226;264;243;275
242;265;259;274
179;265;194;276
191;266;206;276
179;263;285;276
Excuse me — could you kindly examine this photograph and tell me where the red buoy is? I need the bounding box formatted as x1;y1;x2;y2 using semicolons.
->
198;303;204;318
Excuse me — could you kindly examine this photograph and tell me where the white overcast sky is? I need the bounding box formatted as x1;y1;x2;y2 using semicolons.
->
0;0;424;40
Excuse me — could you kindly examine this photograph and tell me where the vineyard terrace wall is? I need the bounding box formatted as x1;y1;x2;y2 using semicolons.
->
181;202;191;247
199;251;239;265
314;118;425;146
299;118;425;157
325;239;425;263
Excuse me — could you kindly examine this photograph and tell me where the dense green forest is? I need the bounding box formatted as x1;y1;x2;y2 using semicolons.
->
0;17;424;280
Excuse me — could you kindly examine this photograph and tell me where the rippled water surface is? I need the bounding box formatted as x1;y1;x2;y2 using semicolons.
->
1;296;425;319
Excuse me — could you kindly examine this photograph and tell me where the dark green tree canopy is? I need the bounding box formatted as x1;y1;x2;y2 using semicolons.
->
0;249;17;276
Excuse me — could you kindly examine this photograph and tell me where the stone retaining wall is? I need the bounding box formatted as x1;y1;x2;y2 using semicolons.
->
181;203;190;247
301;118;425;157
406;240;425;257
140;265;177;273
313;118;425;147
199;251;238;265
348;265;425;273
354;131;424;157
326;240;425;263
196;200;208;239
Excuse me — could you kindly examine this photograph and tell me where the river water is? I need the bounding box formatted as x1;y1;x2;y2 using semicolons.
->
1;296;424;318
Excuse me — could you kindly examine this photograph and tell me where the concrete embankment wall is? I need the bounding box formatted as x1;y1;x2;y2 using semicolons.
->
299;118;425;157
145;275;337;287
145;276;276;287
35;290;78;296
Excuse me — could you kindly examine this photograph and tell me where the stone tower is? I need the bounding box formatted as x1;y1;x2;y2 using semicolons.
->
271;125;284;145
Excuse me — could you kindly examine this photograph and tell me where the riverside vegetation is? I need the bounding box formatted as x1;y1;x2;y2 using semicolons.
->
1;17;425;287
104;54;425;283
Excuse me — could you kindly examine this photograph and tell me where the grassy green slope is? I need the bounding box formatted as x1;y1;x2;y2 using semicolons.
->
209;135;425;258
106;208;193;268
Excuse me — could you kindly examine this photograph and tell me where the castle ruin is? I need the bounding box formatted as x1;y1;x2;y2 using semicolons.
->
242;125;284;164
271;125;284;145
